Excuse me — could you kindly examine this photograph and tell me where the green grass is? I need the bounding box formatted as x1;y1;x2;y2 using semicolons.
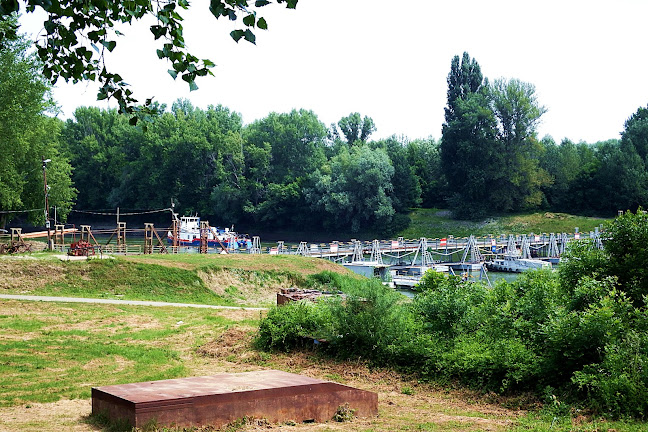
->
1;255;345;307
0;301;242;407
399;209;610;239
4;259;237;306
512;412;648;431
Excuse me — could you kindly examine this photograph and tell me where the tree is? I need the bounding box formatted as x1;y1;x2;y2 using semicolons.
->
441;90;501;218
488;78;551;211
244;109;327;183
444;52;484;125
337;112;376;145
372;136;421;212
306;145;395;232
540;137;597;212
63;102;245;218
621;105;648;163
62;107;139;210
441;53;551;217
441;52;494;218
0;0;298;120
0;18;75;228
407;137;447;207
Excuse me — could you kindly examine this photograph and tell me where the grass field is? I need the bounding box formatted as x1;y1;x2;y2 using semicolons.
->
1;299;645;432
0;212;643;432
0;254;355;308
399;209;611;239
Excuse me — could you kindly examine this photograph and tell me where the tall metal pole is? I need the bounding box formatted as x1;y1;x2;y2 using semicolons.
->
42;158;51;250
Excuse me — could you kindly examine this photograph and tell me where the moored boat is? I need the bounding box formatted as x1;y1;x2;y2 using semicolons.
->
167;215;252;250
486;255;551;272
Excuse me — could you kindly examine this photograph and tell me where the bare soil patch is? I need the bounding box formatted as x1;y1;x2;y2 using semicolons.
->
0;261;66;293
198;268;290;305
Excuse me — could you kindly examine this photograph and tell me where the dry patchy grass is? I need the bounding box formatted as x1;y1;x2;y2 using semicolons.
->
0;302;524;432
0;260;66;293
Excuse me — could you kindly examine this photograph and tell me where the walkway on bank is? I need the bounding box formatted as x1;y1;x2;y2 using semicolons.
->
0;294;268;311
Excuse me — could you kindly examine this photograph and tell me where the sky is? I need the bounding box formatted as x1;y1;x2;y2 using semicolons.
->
18;0;648;143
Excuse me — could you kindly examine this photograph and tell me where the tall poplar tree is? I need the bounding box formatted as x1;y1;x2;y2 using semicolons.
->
441;52;495;218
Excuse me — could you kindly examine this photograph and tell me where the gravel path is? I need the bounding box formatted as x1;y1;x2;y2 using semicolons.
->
0;294;267;310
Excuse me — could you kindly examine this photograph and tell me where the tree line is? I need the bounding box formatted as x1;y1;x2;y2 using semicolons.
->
3;30;648;232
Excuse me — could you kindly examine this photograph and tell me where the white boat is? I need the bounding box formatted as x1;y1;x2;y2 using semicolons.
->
167;215;251;250
486;255;551;272
390;265;450;289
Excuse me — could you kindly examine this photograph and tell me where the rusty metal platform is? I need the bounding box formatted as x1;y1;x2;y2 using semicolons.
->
92;370;378;429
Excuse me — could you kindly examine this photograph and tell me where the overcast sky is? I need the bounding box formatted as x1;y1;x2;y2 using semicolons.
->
19;0;648;143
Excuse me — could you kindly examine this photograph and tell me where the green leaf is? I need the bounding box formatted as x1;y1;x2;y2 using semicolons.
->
189;80;198;91
150;25;167;40
255;0;270;6
230;29;244;42
43;20;57;35
257;17;267;30
101;40;117;52
243;13;255;27
0;0;19;14
243;29;256;44
202;59;215;68
129;116;138;126
167;69;178;79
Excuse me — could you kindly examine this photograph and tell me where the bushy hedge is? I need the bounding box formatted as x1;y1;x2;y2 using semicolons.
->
256;211;648;419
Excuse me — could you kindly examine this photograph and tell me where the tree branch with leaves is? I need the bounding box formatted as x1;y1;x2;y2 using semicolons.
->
0;0;297;123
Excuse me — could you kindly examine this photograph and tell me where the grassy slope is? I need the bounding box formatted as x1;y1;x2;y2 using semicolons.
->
400;209;611;239
0;254;356;308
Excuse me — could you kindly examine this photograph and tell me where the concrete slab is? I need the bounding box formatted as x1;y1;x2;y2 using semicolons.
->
92;370;377;429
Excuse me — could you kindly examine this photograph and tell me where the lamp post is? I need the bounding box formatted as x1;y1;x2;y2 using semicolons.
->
42;158;51;250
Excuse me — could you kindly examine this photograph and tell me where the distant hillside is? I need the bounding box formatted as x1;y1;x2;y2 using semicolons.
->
399;209;611;239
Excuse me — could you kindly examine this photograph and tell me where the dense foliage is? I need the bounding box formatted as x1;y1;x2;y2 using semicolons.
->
54;96;648;232
4;43;648;231
0;18;75;228
0;0;298;119
257;211;648;419
59;102;446;233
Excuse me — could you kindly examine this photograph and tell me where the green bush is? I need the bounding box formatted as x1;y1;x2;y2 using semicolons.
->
572;328;648;418
541;285;633;386
255;211;648;419
326;279;429;367
255;301;331;351
413;275;488;337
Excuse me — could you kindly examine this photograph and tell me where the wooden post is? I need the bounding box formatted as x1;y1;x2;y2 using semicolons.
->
199;221;209;254
144;223;154;254
117;222;126;252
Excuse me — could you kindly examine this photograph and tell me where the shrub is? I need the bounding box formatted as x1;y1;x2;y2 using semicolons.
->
572;328;648;418
413;275;488;337
326;279;428;366
255;301;331;351
541;285;633;386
